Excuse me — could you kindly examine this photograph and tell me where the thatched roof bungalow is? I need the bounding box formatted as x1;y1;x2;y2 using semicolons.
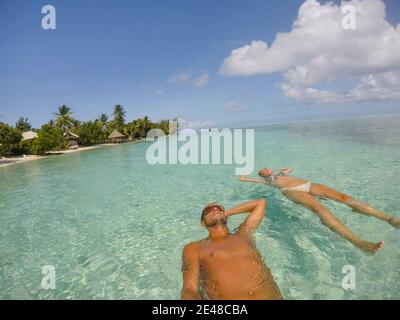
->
63;131;79;149
21;131;38;141
108;130;126;144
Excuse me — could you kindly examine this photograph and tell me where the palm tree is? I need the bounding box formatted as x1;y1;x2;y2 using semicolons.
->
54;105;73;131
142;116;153;136
112;105;126;131
15;117;32;132
97;113;109;132
72;119;81;129
98;114;108;124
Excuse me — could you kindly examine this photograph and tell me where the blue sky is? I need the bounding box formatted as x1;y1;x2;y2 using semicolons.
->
0;0;400;128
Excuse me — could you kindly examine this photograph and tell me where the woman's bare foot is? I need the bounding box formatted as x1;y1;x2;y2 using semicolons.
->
388;217;400;229
356;240;384;254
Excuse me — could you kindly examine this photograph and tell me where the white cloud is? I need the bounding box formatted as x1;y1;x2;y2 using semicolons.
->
281;70;400;103
177;118;214;129
168;72;190;83
220;0;400;103
225;101;248;112
193;74;209;87
168;72;209;87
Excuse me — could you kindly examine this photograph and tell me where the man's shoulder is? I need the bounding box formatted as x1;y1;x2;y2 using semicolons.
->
182;239;206;253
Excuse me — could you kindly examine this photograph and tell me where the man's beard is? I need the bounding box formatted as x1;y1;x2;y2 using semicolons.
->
206;216;228;227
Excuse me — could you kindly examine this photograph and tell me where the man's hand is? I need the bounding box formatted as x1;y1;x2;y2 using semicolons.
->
224;208;232;217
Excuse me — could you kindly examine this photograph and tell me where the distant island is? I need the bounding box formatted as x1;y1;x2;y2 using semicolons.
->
0;104;177;167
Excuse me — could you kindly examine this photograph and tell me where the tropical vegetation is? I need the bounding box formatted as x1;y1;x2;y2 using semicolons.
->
0;104;177;157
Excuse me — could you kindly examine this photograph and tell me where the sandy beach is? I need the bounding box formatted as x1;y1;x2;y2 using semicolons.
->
0;145;101;168
0;140;145;169
0;154;44;168
45;145;100;155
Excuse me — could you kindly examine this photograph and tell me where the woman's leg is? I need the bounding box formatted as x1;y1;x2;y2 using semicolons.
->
282;190;384;254
310;183;400;229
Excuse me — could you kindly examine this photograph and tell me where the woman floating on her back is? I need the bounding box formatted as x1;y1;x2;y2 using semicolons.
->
239;167;400;254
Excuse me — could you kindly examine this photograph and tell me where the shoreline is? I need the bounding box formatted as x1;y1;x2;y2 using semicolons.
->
0;140;143;169
0;154;45;168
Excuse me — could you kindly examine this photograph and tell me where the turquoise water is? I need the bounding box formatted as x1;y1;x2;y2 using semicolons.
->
1;115;399;299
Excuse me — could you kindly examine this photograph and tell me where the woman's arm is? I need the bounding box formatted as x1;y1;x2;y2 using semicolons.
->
239;175;266;184
278;167;293;175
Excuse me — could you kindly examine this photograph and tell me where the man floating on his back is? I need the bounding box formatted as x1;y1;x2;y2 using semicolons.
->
181;198;283;300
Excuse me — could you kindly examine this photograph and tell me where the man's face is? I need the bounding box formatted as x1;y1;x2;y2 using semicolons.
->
201;204;227;227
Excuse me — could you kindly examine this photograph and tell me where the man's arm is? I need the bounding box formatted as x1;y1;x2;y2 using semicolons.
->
181;242;201;300
225;198;267;236
239;175;266;184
